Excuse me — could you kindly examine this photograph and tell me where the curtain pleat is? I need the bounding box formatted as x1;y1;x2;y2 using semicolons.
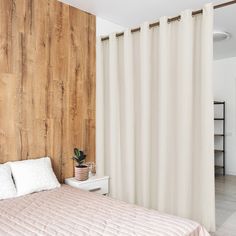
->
96;38;105;177
139;22;151;207
97;3;215;232
123;29;136;204
108;33;121;197
175;9;193;218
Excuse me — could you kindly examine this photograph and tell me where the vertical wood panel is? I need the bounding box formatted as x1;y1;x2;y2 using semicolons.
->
0;74;18;162
0;0;96;182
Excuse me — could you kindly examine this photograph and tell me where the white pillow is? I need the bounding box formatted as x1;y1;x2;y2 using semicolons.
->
0;164;17;200
9;157;60;196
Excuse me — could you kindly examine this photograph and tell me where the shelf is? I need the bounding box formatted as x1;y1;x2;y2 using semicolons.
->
214;150;224;152
214;101;225;105
215;165;224;169
214;101;225;176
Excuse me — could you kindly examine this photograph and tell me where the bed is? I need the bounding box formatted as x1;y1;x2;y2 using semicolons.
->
0;185;210;236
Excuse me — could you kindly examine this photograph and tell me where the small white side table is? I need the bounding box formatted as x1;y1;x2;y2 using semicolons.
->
65;175;109;195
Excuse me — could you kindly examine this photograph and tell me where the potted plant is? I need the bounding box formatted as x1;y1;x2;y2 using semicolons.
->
72;148;89;181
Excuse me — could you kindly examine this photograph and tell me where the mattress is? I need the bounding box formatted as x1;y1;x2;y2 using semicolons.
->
0;185;210;236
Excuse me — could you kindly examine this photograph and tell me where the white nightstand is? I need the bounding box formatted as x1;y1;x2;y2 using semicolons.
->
65;175;109;195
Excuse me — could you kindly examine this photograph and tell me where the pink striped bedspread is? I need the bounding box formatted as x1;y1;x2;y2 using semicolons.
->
0;185;210;236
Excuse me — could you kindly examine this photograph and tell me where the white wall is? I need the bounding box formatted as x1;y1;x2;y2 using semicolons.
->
214;57;236;175
96;17;125;37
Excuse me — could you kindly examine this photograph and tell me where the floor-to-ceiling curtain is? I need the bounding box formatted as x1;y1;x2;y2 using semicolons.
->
96;4;215;232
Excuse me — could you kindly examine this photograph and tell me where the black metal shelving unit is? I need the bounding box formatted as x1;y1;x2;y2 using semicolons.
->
214;101;225;176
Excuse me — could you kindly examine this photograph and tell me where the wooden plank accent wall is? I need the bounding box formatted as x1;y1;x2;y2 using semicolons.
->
0;0;96;182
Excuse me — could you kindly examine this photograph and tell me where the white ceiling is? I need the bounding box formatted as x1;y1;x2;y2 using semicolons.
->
60;0;236;59
214;4;236;59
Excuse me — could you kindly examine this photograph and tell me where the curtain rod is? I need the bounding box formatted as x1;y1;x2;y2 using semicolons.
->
101;0;236;41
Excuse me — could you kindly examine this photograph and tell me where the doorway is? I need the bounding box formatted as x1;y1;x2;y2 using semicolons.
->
213;3;236;235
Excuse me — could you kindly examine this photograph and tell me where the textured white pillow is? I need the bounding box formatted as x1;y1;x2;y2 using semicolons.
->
0;164;17;200
9;157;60;196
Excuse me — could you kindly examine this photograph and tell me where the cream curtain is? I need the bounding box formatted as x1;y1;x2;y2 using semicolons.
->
96;4;215;231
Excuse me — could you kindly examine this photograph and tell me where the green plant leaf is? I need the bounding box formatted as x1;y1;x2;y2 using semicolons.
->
74;148;80;157
72;148;86;166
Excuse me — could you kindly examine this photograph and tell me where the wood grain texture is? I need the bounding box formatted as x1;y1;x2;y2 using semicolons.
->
0;0;96;182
